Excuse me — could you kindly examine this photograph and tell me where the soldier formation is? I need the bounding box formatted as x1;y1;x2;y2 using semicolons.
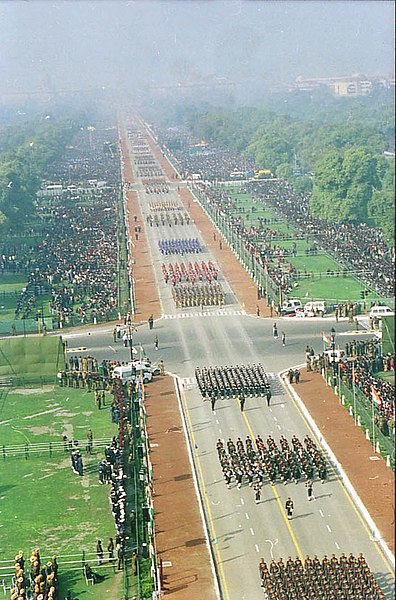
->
147;210;190;227
10;548;59;600
142;178;169;194
259;553;385;600
171;281;225;308
162;260;218;285
158;238;202;255
216;434;327;491
196;363;270;400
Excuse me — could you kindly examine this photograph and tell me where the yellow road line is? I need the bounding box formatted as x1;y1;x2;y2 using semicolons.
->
242;411;304;561
181;387;231;600
283;377;394;575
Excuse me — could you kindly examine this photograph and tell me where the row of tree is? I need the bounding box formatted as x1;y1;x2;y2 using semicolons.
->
0;118;81;230
155;92;394;243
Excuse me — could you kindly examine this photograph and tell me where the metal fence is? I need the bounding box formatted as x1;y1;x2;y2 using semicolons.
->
323;365;395;470
1;438;113;461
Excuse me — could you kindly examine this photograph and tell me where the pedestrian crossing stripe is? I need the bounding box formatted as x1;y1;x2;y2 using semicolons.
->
163;309;246;320
66;347;87;352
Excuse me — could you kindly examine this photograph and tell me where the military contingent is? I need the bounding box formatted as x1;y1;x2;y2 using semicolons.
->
158;237;202;255
147;210;190;227
259;553;385;600
196;363;271;401
216;433;328;492
10;548;59;600
171;281;225;308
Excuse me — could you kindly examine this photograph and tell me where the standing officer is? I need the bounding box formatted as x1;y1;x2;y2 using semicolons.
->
266;389;272;407
239;393;246;412
285;497;294;520
306;479;315;501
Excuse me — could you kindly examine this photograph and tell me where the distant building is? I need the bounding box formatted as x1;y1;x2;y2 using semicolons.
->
274;74;395;97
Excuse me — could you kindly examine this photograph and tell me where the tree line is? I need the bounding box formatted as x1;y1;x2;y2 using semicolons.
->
154;91;394;244
0;117;83;231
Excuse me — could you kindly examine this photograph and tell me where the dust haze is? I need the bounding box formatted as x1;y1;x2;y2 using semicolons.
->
0;0;394;101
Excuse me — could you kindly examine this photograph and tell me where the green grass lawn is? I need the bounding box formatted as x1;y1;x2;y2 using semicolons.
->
0;385;124;599
289;276;380;303
374;371;395;383
291;254;342;273
0;273;27;293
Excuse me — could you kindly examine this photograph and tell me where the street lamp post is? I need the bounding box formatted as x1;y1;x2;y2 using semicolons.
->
330;327;337;389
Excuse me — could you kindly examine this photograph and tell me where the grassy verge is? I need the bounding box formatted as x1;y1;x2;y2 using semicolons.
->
0;385;126;599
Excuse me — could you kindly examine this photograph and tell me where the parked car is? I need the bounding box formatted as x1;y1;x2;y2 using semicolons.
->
303;301;326;317
132;360;160;376
369;305;394;320
112;364;153;385
280;299;302;315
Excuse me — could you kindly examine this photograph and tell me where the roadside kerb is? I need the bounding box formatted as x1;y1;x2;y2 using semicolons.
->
280;366;395;570
174;376;223;600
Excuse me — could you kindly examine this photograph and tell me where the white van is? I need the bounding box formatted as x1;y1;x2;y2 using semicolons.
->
369;305;395;319
112;364;153;385
281;299;302;315
303;301;326;317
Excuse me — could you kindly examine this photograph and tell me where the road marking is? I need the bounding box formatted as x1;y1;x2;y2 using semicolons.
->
273;417;277;421
108;345;116;353
179;384;231;600
242;411;304;560
282;376;394;574
319;509;324;517
335;542;340;550
241;498;244;505
255;544;260;553
326;525;332;533
216;420;219;424
250;528;255;536
265;539;278;559
218;428;222;434
245;513;250;520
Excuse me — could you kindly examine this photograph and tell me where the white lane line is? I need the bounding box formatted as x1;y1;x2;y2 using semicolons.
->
273;416;278;421
255;544;260;553
245;513;250;520
277;424;281;430
218;429;222;434
250;528;255;536
241;498;244;505
269;408;273;412
326;524;332;533
319;509;324;517
108;345;117;353
216;420;219;424
335;542;340;550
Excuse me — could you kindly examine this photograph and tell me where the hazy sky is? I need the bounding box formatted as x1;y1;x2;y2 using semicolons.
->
0;0;394;96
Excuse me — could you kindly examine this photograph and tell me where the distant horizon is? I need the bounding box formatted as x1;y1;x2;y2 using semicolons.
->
0;0;394;102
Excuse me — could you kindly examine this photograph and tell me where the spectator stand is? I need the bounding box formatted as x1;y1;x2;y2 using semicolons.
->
320;352;395;470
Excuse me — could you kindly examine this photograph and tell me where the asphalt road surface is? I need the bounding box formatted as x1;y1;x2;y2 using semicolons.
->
60;135;394;600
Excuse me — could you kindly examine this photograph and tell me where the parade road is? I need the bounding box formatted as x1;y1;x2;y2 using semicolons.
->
60;120;394;600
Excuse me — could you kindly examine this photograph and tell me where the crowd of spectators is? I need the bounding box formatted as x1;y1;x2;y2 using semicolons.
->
9;123;122;325
155;126;394;299
247;180;395;298
339;354;395;426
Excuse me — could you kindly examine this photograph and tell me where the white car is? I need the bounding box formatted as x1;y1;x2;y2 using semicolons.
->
112;364;153;385
369;305;394;320
132;360;160;376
